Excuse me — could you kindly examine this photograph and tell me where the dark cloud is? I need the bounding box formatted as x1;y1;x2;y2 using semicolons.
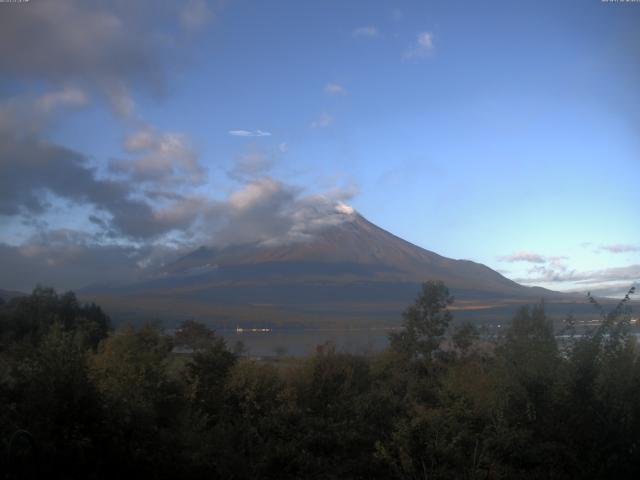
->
0;227;200;291
0;0;363;290
0;89;358;266
0;1;152;78
0;0;224;115
0;232;145;291
0;1;198;239
0;86;213;241
0;0;162;113
0;129;199;240
0;176;359;290
0;12;213;240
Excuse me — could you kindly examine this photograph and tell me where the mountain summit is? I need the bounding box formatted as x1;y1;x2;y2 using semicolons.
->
167;212;538;296
84;209;571;326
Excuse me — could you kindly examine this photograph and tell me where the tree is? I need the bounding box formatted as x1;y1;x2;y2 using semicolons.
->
485;303;575;477
452;322;479;358
185;331;237;422
174;319;218;352
389;280;454;360
0;286;110;350
5;323;103;478
558;286;640;478
90;323;184;477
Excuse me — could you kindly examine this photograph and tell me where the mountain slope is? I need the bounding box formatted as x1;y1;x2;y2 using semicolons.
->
165;213;551;296
83;211;575;326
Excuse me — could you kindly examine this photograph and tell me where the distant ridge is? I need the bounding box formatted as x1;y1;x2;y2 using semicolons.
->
0;288;27;303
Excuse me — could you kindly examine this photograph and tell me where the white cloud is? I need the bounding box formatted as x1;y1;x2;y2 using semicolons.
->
228;129;272;137
228;143;276;181
598;244;640;254
228;177;286;211
311;112;333;128
196;176;358;248
152;195;209;228
324;83;347;96
403;31;435;60
352;26;379;38
335;202;354;215
498;251;547;264
180;0;213;32
123;126;155;152
110;127;205;188
0;87;89;135
37;87;88;112
103;80;135;118
516;264;640;287
569;282;639;298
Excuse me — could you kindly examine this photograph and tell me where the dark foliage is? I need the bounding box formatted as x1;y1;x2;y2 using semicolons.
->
1;283;639;479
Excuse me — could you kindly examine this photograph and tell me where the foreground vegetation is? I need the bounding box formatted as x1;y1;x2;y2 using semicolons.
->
1;282;639;479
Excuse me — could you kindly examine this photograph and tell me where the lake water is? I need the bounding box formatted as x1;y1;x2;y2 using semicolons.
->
218;327;397;357
218;328;640;357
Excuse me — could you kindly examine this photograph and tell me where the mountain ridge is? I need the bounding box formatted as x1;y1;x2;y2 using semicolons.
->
77;210;591;326
163;213;558;298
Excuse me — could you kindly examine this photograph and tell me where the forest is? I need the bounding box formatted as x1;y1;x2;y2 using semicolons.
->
1;282;639;479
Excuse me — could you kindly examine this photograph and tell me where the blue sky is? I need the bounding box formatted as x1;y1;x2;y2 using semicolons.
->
0;0;638;295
